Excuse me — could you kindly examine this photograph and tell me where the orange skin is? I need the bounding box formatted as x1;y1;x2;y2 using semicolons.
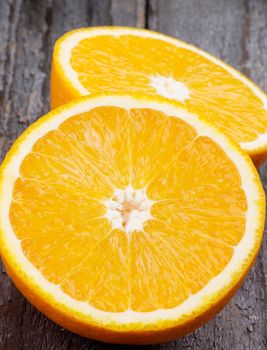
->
50;27;267;167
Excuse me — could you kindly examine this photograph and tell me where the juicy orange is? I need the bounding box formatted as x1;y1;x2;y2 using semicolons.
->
0;94;265;344
51;27;267;166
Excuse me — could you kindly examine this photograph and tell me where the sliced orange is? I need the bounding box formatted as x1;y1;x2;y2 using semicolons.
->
51;27;267;165
0;94;265;344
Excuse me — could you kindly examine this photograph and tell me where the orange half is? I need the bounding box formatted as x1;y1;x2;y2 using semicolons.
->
0;94;265;344
51;27;267;165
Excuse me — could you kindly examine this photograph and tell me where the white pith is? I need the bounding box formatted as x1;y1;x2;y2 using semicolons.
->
0;96;263;327
150;76;191;102
104;185;154;235
57;27;267;152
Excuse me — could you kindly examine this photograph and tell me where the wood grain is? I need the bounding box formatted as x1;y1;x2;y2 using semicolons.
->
0;0;266;349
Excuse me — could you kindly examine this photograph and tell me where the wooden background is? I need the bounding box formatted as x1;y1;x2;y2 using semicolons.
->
0;0;266;349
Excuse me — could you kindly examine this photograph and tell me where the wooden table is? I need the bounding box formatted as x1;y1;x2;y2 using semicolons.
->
0;1;266;349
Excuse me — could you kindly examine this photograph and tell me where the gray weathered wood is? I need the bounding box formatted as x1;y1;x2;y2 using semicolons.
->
0;0;266;349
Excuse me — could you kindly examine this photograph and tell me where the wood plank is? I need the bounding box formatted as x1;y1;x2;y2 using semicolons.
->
111;0;146;27
0;0;10;94
148;0;267;349
148;0;246;67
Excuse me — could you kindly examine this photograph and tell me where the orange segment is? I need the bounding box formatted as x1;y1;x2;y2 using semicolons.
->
58;107;131;188
152;196;246;247
128;109;197;188
144;220;234;295
20;218;109;284
148;136;247;246
147;136;243;199
51;27;267;164
131;227;190;311
61;228;129;312
0;95;265;344
70;36;176;94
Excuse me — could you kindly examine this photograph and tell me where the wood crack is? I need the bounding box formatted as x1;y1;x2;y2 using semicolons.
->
241;0;251;76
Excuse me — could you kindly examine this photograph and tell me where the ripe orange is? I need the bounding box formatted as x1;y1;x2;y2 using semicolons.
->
51;27;267;166
0;94;265;344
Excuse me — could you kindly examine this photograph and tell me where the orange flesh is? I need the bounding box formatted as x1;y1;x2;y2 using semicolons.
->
70;35;267;143
10;107;247;312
